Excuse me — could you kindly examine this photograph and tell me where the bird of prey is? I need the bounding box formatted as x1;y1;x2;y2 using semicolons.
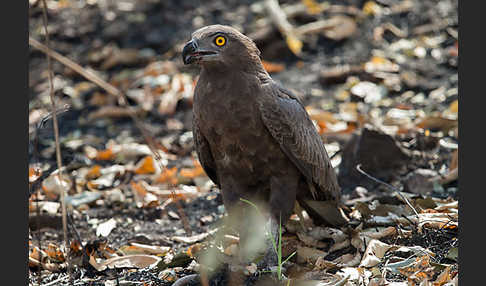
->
182;25;347;266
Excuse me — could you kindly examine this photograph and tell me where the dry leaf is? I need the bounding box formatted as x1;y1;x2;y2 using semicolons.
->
179;164;205;179
171;228;218;244
86;165;102;180
119;243;170;256
96;147;115;161
286;35;303;55
306;107;339;124
130;181;159;208
90;254;161;271
359;239;394;267
134;156;156;174
96;218;117;237
262;60;285;73
363;1;383;16
361;227;397;240
41;174;71;199
301;0;323;14
296;246;327;264
46;243;65;262
154;167;178;185
29;167;42;183
186;243;203;258
415;116;457;132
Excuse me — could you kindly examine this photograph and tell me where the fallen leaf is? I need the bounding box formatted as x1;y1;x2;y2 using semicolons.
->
296;246;327;264
434;266;452;285
29;167;42;183
301;0;324;14
359;239;394;267
46;243;65;262
286;35;303;56
154;167;178;185
363;1;383;16
90;254;161;271
119;243;170;256
416;116;457;133
30;201;60;214
96;147;115;161
65;191;102;207
179;164;205;179
96;218;117;237
86;165;102;180
261;60;285;73
360;227;397;240
171;228;218;244
134;156;156;174
41;174;71;199
87;173;116;190
130;181;159;208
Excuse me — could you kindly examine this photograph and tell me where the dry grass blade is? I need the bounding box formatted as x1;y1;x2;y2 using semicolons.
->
39;0;72;282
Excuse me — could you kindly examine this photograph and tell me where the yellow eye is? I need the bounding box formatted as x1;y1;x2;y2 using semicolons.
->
214;36;226;46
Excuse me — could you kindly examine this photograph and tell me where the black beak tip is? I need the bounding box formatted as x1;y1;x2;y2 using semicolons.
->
182;40;197;65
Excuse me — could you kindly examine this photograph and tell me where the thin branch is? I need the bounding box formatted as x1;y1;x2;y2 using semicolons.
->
29;36;165;171
40;0;72;283
356;164;419;218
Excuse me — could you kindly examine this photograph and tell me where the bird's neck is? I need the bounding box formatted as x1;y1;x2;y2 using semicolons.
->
201;60;271;85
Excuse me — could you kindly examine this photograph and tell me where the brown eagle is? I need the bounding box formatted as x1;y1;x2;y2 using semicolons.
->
182;25;347;265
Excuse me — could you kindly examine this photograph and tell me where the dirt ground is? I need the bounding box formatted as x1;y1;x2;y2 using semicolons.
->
28;0;458;285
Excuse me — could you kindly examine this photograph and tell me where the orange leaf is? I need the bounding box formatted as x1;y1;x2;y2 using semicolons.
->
131;181;147;197
186;243;203;258
29;167;42;183
262;60;285;73
46;243;65;262
86;165;102;180
96;148;115;160
70;240;83;255
179;165;204;179
135;156;156;174
154;167;178;185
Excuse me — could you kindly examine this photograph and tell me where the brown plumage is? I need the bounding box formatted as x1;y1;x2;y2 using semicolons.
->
183;25;346;264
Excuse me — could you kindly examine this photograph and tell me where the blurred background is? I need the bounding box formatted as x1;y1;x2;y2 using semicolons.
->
28;0;458;284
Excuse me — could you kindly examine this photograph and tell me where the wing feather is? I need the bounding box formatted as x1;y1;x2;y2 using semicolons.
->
193;116;219;186
259;82;340;201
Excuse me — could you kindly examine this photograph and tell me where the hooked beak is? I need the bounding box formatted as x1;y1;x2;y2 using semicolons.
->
182;39;218;65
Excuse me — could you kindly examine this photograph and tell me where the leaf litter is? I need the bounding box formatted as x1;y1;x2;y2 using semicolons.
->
29;0;458;285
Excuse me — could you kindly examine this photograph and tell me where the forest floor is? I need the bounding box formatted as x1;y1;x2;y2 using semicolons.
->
28;0;458;285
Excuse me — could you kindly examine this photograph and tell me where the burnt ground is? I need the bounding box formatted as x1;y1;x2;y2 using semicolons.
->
28;0;458;285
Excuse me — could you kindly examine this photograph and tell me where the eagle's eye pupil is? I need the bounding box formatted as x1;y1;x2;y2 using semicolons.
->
215;36;226;46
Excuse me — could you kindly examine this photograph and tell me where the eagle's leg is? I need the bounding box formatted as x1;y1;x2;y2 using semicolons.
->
220;177;267;266
258;175;299;269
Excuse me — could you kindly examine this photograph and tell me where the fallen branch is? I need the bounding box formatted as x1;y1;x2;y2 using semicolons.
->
264;0;303;55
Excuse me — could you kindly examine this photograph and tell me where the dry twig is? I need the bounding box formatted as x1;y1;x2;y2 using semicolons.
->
356;164;420;218
40;0;72;282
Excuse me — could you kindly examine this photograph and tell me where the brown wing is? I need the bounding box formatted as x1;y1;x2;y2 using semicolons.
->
193;116;219;186
259;82;340;202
